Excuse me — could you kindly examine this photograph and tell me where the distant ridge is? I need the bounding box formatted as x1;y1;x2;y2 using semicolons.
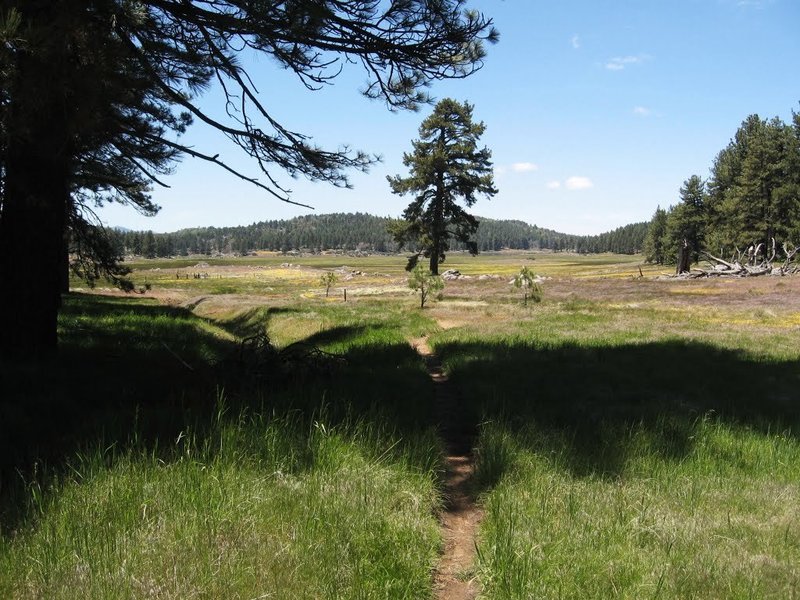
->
110;213;648;257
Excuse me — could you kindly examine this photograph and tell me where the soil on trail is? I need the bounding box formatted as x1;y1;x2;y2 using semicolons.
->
412;336;483;600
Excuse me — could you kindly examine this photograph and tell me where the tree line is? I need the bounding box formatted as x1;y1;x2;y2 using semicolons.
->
112;213;648;258
643;108;800;271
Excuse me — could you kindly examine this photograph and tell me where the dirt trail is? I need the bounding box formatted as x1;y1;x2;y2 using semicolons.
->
412;336;483;600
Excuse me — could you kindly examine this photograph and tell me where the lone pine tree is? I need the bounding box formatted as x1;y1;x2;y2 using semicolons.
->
388;98;497;274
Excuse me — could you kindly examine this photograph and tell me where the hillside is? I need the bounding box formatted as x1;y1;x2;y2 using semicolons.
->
112;213;648;257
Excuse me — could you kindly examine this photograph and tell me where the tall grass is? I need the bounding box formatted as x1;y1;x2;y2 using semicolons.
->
475;418;800;599
0;400;443;599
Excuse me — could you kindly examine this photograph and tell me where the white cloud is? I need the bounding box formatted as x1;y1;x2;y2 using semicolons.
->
633;106;652;117
511;162;539;173
571;34;580;49
565;176;593;190
605;54;649;71
493;166;507;176
546;181;561;190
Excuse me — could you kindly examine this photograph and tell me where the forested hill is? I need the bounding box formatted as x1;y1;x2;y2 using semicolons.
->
114;213;648;257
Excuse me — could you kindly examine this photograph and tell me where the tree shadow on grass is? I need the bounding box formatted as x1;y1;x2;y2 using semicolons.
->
218;305;301;338
300;324;369;348
0;294;435;531
436;339;800;485
2;294;235;493
14;294;799;535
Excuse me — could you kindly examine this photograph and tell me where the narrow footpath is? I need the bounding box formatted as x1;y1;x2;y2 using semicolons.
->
412;336;483;600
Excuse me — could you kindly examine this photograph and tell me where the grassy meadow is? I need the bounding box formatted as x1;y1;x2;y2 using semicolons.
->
2;250;799;598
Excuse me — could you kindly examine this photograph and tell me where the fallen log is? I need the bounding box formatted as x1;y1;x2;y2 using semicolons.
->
686;241;798;278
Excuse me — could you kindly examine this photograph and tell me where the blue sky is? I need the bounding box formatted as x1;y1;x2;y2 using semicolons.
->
100;0;800;235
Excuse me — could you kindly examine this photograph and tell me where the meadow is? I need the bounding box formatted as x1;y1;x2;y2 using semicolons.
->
1;250;798;598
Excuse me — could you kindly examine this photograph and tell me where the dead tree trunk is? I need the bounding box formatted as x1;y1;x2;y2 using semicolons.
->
676;239;691;275
691;240;799;277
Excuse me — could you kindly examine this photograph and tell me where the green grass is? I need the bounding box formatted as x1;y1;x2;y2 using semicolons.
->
1;294;237;489
8;252;800;598
475;418;800;599
89;251;656;298
59;293;236;361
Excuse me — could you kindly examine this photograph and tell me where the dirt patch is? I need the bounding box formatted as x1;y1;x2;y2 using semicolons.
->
411;336;433;355
413;336;483;599
435;456;483;599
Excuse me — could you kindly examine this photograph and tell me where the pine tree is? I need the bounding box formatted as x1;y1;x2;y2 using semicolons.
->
706;112;800;255
665;175;707;273
408;265;444;309
513;266;543;306
388;99;497;274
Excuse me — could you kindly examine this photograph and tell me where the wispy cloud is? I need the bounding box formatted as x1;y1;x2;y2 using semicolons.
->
733;0;773;8
571;34;581;49
565;176;594;190
633;106;652;117
547;177;593;191
605;54;649;71
511;162;539;173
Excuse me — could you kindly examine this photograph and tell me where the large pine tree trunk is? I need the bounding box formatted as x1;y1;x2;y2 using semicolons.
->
430;156;445;275
429;193;442;275
429;241;439;275
59;224;71;295
0;35;70;358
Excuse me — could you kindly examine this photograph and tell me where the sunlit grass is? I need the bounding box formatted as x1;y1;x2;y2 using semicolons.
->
262;300;436;349
106;251;656;292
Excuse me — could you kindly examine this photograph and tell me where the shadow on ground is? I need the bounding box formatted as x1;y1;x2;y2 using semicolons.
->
218;305;301;338
0;294;434;529
4;293;799;530
435;339;800;484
